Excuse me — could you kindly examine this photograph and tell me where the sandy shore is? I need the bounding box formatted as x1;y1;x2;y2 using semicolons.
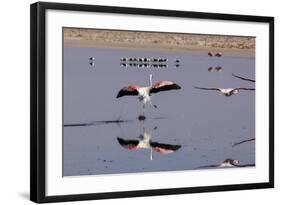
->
64;28;255;57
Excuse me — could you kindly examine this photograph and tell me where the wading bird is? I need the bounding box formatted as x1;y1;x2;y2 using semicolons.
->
117;74;181;120
117;127;181;160
232;73;255;82
194;86;255;97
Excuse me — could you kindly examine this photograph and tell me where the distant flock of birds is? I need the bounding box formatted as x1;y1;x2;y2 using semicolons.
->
120;63;168;68
89;56;181;69
120;57;180;69
120;57;168;62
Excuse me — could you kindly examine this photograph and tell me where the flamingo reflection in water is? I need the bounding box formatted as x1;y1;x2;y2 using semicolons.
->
197;158;255;169
117;126;181;160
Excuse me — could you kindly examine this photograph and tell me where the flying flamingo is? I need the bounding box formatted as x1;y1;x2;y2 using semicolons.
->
194;86;255;97
117;127;181;160
117;74;181;120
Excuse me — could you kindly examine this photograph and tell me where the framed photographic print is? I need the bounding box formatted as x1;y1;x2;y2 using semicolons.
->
30;1;274;203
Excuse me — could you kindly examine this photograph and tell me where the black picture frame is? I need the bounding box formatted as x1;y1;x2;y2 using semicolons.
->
30;1;274;203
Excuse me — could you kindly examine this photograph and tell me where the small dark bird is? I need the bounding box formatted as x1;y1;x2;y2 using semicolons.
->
208;67;213;72
215;66;223;71
215;52;222;57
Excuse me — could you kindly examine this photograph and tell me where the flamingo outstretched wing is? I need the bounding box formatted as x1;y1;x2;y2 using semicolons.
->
150;81;181;94
232;73;255;82
150;142;181;154
116;85;139;98
117;137;140;150
237;87;255;91
194;86;220;91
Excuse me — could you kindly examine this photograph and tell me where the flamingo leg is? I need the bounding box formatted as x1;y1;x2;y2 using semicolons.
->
149;100;157;109
150;148;153;161
138;103;146;120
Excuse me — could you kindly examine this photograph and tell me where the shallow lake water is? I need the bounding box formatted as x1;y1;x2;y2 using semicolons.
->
63;47;255;176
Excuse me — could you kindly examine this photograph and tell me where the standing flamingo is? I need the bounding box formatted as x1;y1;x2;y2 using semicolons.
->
117;74;181;120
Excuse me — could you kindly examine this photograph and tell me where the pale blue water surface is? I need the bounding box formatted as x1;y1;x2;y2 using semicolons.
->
63;47;255;176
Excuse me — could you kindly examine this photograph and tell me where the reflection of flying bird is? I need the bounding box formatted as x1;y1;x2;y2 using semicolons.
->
117;127;181;160
117;74;181;120
232;73;255;82
194;86;255;97
197;158;254;169
120;63;127;67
